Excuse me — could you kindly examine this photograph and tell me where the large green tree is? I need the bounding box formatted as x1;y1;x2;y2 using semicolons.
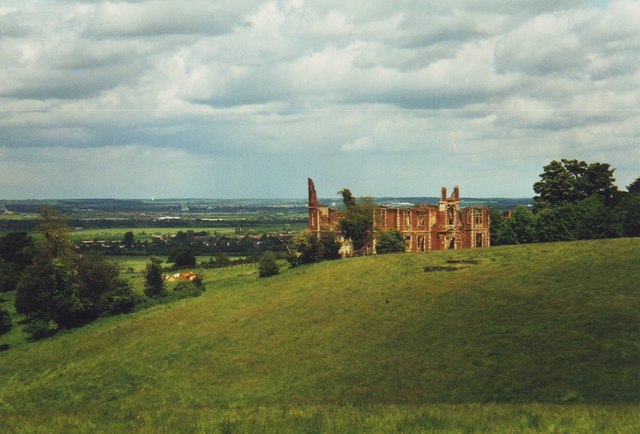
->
15;208;136;328
533;159;618;209
338;189;375;253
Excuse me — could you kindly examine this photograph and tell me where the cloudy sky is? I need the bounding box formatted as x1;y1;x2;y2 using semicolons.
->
0;0;638;199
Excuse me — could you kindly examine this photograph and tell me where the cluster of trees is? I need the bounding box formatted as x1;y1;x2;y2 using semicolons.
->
11;209;138;333
492;160;639;245
285;230;342;266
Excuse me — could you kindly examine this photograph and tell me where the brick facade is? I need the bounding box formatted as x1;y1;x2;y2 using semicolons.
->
308;178;490;253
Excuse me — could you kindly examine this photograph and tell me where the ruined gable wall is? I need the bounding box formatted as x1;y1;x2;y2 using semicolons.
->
307;178;490;253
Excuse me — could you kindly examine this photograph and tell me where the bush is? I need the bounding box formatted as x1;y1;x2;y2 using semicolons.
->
286;230;322;267
167;247;196;268
320;232;342;259
0;307;12;335
0;260;19;293
24;318;56;341
172;280;203;298
144;257;166;298
376;229;406;253
258;252;279;277
101;283;139;315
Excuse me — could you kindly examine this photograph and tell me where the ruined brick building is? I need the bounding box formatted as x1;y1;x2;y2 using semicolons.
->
307;178;490;253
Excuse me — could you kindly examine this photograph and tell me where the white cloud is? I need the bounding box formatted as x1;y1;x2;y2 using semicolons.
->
0;0;638;198
341;137;375;152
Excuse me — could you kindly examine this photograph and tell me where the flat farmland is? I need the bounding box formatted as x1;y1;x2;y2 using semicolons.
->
69;227;238;242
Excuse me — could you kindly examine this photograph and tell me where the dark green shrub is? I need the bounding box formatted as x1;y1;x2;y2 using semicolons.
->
167;247;196;268
24;318;56;341
101;283;139;315
0;260;19;292
376;229;406;253
258;252;279;277
144;257;166;298
0;307;12;335
172;280;203;298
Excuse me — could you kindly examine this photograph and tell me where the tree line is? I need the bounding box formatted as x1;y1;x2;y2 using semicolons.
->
491;159;639;245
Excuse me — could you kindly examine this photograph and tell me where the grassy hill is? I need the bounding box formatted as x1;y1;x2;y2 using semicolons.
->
1;238;639;432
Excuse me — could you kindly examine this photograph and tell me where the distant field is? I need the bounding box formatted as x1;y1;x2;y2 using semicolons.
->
70;227;241;241
3;223;305;241
107;255;251;273
1;238;639;432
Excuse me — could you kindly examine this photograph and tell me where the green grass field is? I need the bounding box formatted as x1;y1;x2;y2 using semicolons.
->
1;238;639;432
69;227;239;242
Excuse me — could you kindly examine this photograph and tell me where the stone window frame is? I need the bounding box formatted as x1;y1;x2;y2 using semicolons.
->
404;210;412;228
475;209;483;225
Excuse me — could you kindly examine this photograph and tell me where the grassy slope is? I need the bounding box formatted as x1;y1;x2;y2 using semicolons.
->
0;238;639;432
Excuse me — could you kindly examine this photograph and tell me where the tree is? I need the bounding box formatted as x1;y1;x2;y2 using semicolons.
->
573;196;620;239
35;206;74;261
258;252;279;277
144;257;166;298
0;232;33;271
376;229;406;253
319;231;342;259
338;190;375;253
535;205;578;242
0;232;34;293
167;246;196;268
616;193;640;237
123;231;135;247
495;221;518;245
286;230;322;266
215;253;231;267
74;252;137;316
534;159;618;209
489;208;506;246
0;307;11;335
506;206;537;244
15;255;64;321
0;260;20;293
627;177;640;193
14;208;136;329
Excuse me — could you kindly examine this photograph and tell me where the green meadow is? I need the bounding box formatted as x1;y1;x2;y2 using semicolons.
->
1;238;639;432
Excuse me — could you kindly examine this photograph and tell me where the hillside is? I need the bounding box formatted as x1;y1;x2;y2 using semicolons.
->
1;238;639;432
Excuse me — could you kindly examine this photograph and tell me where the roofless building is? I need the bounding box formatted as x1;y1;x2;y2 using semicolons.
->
307;178;490;254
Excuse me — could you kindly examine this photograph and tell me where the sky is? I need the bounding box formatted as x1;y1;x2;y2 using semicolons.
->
0;0;638;199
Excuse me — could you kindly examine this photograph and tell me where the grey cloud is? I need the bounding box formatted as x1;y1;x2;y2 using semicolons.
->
84;1;258;38
0;0;638;198
0;14;29;37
